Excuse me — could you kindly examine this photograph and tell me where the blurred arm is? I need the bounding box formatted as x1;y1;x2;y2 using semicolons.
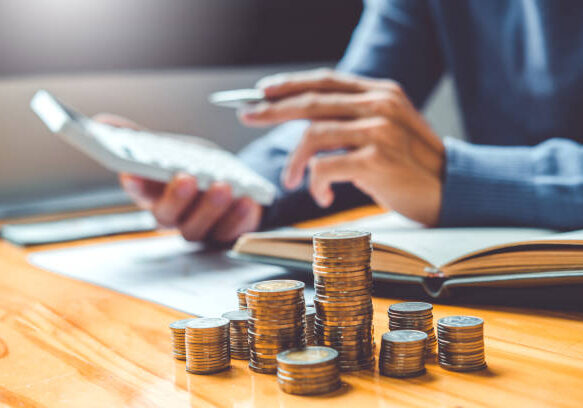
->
440;138;583;229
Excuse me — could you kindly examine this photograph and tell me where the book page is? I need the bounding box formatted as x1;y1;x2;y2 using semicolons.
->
372;228;553;267
240;213;555;268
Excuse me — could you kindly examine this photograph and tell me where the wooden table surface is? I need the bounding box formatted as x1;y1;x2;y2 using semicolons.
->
1;207;583;407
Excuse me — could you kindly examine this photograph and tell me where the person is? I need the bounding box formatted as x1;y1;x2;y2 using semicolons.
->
97;0;583;243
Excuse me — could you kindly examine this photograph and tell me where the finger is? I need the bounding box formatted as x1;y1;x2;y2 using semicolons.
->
179;182;233;242
92;113;144;131
308;150;369;208
240;92;393;126
283;118;383;190
151;174;199;226
211;197;262;243
257;68;398;99
119;173;165;209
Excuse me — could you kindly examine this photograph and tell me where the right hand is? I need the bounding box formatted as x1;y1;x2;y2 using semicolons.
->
93;114;263;243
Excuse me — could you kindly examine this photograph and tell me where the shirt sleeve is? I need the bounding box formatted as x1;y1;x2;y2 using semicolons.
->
239;0;444;228
440;137;583;229
337;0;444;108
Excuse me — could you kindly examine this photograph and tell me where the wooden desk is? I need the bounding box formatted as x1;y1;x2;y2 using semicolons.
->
1;207;582;407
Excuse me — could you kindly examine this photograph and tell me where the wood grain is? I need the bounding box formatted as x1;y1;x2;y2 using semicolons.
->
1;207;582;407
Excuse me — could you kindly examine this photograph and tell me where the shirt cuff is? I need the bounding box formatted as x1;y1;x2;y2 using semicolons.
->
439;137;537;226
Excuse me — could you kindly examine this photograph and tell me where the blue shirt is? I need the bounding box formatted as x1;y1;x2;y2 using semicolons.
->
239;0;583;230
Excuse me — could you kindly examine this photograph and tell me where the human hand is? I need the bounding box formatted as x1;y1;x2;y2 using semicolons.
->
238;69;445;226
93;113;262;242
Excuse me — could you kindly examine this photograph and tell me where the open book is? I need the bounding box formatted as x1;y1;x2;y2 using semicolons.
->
230;213;583;297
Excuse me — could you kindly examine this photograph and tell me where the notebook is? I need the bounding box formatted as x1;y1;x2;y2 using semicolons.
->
230;212;583;298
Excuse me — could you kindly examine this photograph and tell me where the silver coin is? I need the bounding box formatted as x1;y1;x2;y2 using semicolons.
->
169;318;196;329
389;302;433;313
313;230;371;240
438;316;483;328
221;310;250;321
186;317;230;329
277;346;338;365
382;330;428;343
250;280;305;292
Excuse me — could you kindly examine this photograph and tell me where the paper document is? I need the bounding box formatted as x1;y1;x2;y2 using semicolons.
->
28;235;314;317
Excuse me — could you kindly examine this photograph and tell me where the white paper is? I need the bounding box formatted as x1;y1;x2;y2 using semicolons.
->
28;235;314;317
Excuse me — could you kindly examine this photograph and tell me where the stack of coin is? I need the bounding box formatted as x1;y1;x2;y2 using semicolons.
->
388;302;437;356
312;230;375;372
277;346;341;395
305;306;316;345
221;310;250;360
237;287;248;310
437;316;487;372
169;318;195;360
246;280;306;374
185;318;230;374
379;330;427;377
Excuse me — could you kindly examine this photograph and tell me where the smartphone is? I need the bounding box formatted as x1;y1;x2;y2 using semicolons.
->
208;89;265;109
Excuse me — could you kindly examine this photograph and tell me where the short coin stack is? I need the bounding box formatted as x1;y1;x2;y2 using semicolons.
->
221;310;250;360
169;318;195;360
246;280;306;374
312;231;375;372
276;346;341;395
437;316;486;372
185;318;231;374
237;287;248;310
388;302;437;356
379;330;427;377
305;306;316;345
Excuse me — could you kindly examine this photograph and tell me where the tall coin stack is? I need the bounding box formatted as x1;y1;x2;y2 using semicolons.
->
379;330;427;378
246;280;306;374
237;287;248;310
169;318;195;360
388;302;437;356
312;231;375;372
437;316;486;372
221;310;250;360
185;318;231;374
305;306;316;346
276;346;341;395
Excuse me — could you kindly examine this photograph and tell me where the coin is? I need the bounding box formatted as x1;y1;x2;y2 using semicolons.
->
388;302;437;356
379;330;427;378
184;318;230;375
187;317;230;330
169;318;196;360
276;346;341;395
312;230;375;372
246;279;306;374
222;310;250;360
437;316;486;372
305;306;316;345
237;287;248;310
439;316;484;328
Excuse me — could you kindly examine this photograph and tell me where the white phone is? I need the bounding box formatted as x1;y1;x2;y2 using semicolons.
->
29;90;276;205
208;89;266;109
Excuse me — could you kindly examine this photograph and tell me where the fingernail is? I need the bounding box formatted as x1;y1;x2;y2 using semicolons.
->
282;169;293;190
122;177;142;194
289;172;302;190
236;199;252;216
239;103;267;118
176;176;196;199
315;195;327;208
211;187;231;205
315;191;332;208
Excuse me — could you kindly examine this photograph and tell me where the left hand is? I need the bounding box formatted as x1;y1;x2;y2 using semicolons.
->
238;69;445;226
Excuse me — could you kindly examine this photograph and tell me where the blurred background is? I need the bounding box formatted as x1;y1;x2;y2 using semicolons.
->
0;0;462;218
